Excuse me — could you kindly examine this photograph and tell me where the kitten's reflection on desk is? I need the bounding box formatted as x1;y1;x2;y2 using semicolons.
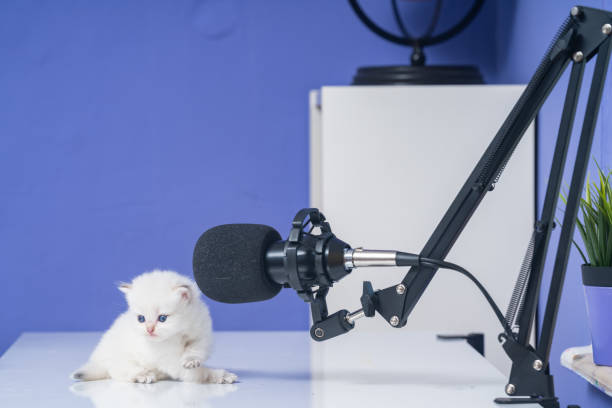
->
70;380;237;408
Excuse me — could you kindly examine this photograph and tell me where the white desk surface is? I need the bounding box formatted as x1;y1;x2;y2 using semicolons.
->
0;330;531;407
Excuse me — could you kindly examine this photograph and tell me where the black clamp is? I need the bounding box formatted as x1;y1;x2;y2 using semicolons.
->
360;281;377;317
494;334;557;406
310;310;354;342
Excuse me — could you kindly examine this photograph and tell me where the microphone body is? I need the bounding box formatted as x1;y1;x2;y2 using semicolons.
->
192;208;419;307
192;221;352;304
264;234;350;287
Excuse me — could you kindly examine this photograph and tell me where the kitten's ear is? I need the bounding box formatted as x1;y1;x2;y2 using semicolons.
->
174;284;192;302
118;282;132;294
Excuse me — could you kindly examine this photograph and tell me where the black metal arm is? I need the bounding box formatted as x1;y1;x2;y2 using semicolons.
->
304;6;611;407
362;6;611;408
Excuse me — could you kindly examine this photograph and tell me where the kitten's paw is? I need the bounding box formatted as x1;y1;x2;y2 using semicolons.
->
207;368;237;384
133;371;157;384
182;357;202;369
222;371;238;384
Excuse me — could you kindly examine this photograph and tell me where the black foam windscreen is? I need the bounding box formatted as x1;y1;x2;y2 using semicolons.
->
193;224;283;303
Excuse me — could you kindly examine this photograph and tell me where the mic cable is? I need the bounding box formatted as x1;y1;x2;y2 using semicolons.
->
396;252;514;338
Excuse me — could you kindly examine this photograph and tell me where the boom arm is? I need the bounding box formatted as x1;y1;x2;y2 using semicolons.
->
336;6;612;408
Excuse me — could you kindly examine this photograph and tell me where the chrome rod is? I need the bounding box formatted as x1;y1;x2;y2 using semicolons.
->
345;309;365;324
344;248;397;269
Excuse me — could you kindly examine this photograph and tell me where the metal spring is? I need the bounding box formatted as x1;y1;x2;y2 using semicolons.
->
505;233;536;331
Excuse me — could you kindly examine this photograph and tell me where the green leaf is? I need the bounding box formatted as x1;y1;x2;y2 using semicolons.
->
574;239;588;264
558;160;612;267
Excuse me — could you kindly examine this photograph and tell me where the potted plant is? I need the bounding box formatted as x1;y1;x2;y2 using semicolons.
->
566;164;612;365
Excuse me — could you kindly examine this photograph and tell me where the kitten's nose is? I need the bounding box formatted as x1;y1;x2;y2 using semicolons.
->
146;325;156;334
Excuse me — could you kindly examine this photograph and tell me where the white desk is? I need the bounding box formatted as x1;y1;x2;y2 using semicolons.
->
0;331;530;407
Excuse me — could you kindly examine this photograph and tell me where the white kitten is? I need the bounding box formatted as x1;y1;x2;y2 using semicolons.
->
72;270;237;384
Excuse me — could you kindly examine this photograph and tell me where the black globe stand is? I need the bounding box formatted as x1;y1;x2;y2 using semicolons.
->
352;65;483;85
348;0;485;85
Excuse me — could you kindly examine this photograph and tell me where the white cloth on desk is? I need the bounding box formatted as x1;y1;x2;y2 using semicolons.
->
561;345;612;397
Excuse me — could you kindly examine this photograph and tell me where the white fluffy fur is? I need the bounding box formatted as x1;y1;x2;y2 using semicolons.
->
72;270;236;384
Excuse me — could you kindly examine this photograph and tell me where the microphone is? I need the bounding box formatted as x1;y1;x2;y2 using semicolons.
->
192;209;416;304
191;208;513;344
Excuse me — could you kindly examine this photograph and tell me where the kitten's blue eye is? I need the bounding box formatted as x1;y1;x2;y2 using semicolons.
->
137;315;145;323
158;315;167;323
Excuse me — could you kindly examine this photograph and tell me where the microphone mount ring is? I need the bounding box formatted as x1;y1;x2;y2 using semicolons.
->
286;208;365;341
285;208;335;302
288;208;332;243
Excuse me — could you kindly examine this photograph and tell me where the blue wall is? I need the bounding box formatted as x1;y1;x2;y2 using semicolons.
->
0;0;497;354
495;1;612;406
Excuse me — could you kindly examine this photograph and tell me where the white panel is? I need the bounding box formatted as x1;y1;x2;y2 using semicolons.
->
309;90;322;208
310;85;535;375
